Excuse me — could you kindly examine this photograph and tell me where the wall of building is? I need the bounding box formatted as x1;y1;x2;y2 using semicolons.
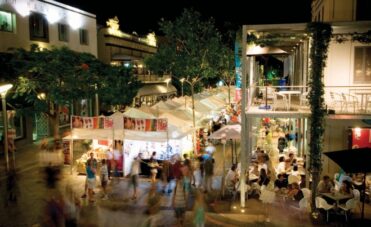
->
312;0;356;22
0;0;97;56
322;118;369;176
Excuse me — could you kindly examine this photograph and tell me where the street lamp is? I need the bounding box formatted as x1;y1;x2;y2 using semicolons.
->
180;78;186;109
180;78;185;97
0;83;13;171
164;78;171;100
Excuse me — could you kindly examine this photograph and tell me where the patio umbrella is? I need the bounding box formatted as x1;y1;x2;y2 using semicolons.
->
209;124;241;196
323;147;371;220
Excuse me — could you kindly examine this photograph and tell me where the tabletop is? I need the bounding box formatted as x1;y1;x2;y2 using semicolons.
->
321;192;353;201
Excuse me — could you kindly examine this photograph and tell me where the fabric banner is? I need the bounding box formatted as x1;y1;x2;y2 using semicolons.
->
72;116;113;129
124;117;167;132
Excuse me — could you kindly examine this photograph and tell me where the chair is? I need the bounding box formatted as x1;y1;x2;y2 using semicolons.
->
290;197;309;220
338;198;357;222
315;196;335;222
272;91;289;111
341;93;359;113
329;91;344;111
353;189;361;212
300;91;309;107
365;95;371;112
301;188;311;199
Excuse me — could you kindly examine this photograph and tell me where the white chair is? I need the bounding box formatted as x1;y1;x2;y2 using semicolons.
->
290;197;309;220
338;198;357;222
300;91;309;107
315;196;335;222
353;189;361;212
329;91;344;111
341;93;359;113
365;95;371;112
301;188;311;199
272;91;289;111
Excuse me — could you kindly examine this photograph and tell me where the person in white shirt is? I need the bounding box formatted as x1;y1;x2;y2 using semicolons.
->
130;153;142;200
225;165;238;191
276;156;286;176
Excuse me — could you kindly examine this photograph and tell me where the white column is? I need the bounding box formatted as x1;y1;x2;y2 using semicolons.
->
240;25;247;208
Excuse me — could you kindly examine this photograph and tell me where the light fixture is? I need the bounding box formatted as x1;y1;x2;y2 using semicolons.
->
354;127;361;140
37;92;46;100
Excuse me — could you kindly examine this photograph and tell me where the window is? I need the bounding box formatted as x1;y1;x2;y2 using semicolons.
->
58;23;69;42
0;10;14;32
29;12;49;42
79;29;88;45
354;47;371;83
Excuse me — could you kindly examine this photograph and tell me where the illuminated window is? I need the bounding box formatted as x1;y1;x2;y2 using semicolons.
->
0;10;14;32
79;28;88;45
58;23;69;42
29;12;49;42
354;47;371;83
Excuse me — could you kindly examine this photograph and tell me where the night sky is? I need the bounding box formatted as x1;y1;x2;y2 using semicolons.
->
57;0;312;35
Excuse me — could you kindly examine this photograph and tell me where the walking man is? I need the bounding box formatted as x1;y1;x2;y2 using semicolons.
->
130;153;142;200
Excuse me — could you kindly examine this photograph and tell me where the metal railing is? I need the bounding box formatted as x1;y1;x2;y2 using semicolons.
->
246;85;371;115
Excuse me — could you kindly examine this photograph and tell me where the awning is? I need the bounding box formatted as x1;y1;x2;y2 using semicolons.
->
137;83;177;97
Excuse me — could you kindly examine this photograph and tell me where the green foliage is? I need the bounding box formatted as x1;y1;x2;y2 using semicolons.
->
98;65;142;107
145;9;224;94
306;22;332;212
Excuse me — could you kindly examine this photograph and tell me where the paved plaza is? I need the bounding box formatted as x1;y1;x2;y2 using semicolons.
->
0;142;370;226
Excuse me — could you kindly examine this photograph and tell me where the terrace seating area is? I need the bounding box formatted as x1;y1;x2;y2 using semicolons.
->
248;86;371;115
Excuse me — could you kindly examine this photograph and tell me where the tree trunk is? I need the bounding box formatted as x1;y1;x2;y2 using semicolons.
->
227;83;231;105
50;103;60;150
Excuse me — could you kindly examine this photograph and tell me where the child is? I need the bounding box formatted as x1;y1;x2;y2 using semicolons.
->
100;159;109;200
172;180;186;226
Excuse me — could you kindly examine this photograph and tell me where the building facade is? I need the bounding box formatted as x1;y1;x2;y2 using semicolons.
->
312;0;371;22
97;17;176;108
0;0;97;145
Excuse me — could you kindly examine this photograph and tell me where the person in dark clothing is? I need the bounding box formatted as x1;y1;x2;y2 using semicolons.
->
274;174;288;189
258;168;270;186
277;137;287;153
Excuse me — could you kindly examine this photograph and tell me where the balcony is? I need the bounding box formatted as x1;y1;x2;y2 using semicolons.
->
136;74;171;84
246;85;371;116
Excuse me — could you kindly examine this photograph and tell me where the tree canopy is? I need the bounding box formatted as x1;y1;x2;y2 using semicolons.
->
145;9;226;93
8;45;141;138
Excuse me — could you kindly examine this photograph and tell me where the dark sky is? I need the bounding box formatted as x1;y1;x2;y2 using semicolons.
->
57;0;312;35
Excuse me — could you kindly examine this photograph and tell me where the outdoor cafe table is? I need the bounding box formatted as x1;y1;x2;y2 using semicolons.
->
321;192;353;207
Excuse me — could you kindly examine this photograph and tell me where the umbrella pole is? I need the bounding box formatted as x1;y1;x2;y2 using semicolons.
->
222;142;226;197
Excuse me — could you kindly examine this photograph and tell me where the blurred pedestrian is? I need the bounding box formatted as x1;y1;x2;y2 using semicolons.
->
5;167;19;207
193;191;206;227
100;159;109;200
86;159;97;203
130;153;142;200
64;185;79;227
81;152;97;198
172;180;186;226
161;160;171;195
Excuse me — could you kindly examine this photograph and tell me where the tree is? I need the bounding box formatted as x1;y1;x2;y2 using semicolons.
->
98;65;142;111
145;9;224;130
10;45;105;141
217;46;235;104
